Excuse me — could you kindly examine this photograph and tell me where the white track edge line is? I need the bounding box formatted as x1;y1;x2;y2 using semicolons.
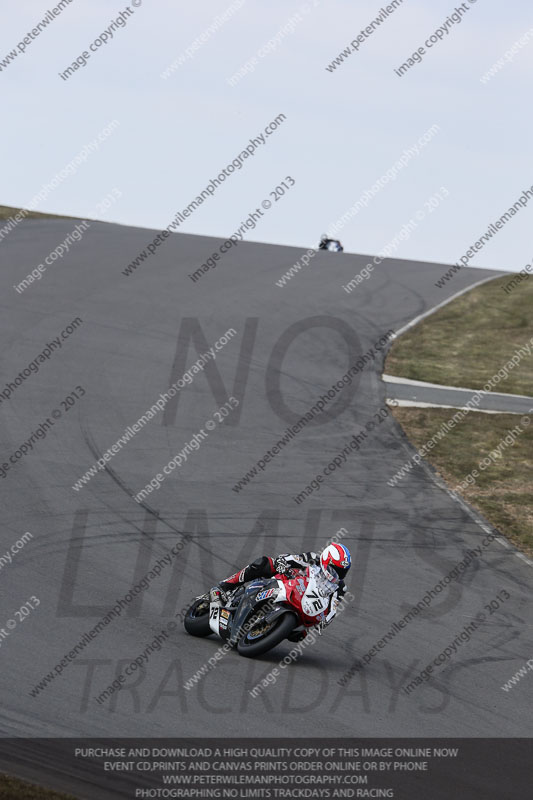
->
382;374;533;401
387;399;525;415
392;274;501;339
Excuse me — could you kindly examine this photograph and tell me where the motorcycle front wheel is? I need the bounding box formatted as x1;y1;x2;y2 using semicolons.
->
184;597;212;637
236;611;296;658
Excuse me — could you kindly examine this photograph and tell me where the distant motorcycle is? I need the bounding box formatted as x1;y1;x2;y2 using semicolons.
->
184;566;333;658
318;234;343;252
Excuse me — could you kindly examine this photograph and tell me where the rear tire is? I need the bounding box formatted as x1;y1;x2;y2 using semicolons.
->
236;611;296;658
184;597;212;637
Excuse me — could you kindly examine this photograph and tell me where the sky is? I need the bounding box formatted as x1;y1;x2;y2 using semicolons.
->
2;0;533;272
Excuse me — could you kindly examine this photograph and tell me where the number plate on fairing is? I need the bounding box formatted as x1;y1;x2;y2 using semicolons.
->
209;605;220;635
301;576;330;616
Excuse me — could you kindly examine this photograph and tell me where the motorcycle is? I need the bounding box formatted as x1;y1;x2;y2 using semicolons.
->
183;566;335;658
318;235;344;252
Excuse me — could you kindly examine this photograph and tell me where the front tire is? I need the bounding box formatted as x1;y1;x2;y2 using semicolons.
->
236;611;297;658
184;597;212;637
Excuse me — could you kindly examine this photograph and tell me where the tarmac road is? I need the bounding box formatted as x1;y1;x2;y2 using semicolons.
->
0;219;531;791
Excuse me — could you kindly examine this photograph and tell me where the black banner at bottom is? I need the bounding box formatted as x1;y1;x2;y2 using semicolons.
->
0;739;530;800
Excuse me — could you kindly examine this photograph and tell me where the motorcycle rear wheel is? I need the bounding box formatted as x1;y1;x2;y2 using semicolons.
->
236;611;296;658
184;597;212;637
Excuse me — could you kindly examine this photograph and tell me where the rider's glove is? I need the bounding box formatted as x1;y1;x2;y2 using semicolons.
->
337;581;347;599
274;556;291;575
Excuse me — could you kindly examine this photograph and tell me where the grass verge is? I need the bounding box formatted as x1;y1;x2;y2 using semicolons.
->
0;205;78;221
391;407;533;557
0;774;75;799
385;274;533;396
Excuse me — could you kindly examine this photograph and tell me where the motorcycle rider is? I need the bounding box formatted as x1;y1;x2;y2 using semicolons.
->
210;543;351;635
318;233;343;252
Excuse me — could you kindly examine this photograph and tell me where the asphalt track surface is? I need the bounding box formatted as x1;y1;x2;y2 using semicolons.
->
1;219;532;792
383;377;533;414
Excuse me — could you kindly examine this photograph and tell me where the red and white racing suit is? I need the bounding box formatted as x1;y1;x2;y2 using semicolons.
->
217;551;346;627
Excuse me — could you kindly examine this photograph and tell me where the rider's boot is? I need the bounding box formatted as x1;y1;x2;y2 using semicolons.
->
209;586;228;607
